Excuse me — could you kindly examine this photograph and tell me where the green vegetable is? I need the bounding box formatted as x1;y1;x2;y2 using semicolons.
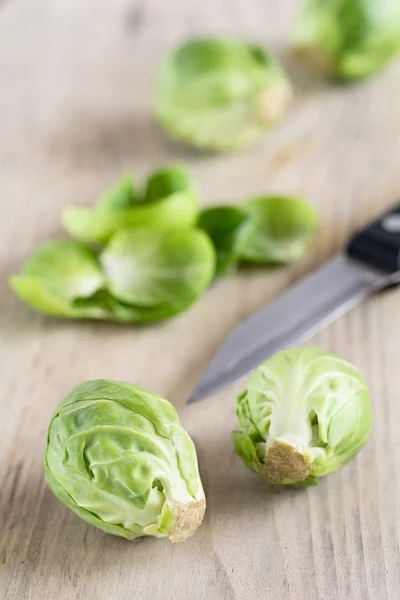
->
9;240;109;319
62;167;199;244
233;347;373;487
110;295;201;324
295;0;400;80
238;195;318;263
155;38;292;151
101;226;216;311
197;206;249;275
45;380;206;542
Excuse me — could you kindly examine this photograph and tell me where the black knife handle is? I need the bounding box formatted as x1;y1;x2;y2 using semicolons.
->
347;203;400;273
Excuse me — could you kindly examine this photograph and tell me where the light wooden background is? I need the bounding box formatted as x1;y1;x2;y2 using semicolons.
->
1;1;400;598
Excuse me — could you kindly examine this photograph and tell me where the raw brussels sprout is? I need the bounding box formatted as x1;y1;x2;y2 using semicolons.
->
9;240;110;319
295;0;400;80
238;195;318;263
155;38;292;151
45;380;206;542
101;226;216;308
233;347;373;487
197;206;249;275
62;167;199;244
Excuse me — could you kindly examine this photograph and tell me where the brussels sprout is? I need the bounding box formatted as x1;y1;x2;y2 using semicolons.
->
294;0;400;80
238;195;318;263
197;206;249;275
154;38;292;151
62;167;199;244
233;347;373;486
101;227;216;308
45;380;206;541
9;240;109;319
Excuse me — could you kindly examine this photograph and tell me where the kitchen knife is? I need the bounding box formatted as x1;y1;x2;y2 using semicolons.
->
188;203;400;403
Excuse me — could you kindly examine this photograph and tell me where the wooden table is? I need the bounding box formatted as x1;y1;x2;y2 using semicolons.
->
1;1;400;598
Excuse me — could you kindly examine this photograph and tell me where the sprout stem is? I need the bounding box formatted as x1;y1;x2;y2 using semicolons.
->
168;499;206;543
264;440;311;484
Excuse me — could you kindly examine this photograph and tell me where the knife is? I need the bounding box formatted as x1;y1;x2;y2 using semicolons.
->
188;202;400;403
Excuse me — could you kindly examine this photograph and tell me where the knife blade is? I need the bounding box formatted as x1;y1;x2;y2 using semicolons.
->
188;203;400;403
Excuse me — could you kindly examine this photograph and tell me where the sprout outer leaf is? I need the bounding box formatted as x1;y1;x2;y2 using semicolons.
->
197;206;249;275
9;240;108;318
101;227;216;307
238;195;318;263
62;167;199;244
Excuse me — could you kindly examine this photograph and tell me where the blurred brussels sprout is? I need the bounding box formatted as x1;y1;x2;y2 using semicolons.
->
233;347;373;487
45;380;206;542
294;0;400;80
155;38;292;151
197;206;249;275
62;167;199;244
101;226;216;310
238;195;318;263
9;240;110;319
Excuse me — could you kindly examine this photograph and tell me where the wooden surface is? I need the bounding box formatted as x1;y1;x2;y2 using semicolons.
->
1;1;400;598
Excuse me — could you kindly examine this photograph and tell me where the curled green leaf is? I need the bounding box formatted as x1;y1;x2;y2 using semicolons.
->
110;295;201;324
197;206;249;275
62;167;199;244
238;195;318;263
45;379;206;541
233;347;373;486
101;227;216;308
155;38;292;151
10;240;108;318
294;0;400;80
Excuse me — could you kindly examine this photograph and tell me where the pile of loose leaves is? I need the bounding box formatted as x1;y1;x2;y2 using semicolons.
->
10;165;318;323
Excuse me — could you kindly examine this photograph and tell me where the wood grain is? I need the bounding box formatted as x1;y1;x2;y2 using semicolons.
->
1;0;400;598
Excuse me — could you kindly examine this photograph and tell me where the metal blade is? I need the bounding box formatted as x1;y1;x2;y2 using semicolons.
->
188;254;390;403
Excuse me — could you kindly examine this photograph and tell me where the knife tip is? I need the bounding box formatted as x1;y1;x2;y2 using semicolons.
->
186;390;203;404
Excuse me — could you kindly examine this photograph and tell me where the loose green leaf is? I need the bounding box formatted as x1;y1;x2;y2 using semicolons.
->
10;240;108;318
238;195;318;263
98;174;137;209
155;38;292;151
111;295;201;324
197;206;249;275
233;347;373;486
294;0;400;80
62;167;199;244
101;227;215;307
45;379;206;541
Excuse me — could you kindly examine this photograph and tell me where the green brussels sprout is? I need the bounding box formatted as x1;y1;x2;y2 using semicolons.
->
45;380;206;542
294;0;400;80
100;226;216;309
233;347;373;487
197;206;249;275
154;38;292;151
62;167;199;244
9;240;110;319
237;195;318;263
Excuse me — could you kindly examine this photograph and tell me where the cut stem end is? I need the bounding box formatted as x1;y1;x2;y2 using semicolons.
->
168;499;206;543
264;440;311;484
258;80;292;125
